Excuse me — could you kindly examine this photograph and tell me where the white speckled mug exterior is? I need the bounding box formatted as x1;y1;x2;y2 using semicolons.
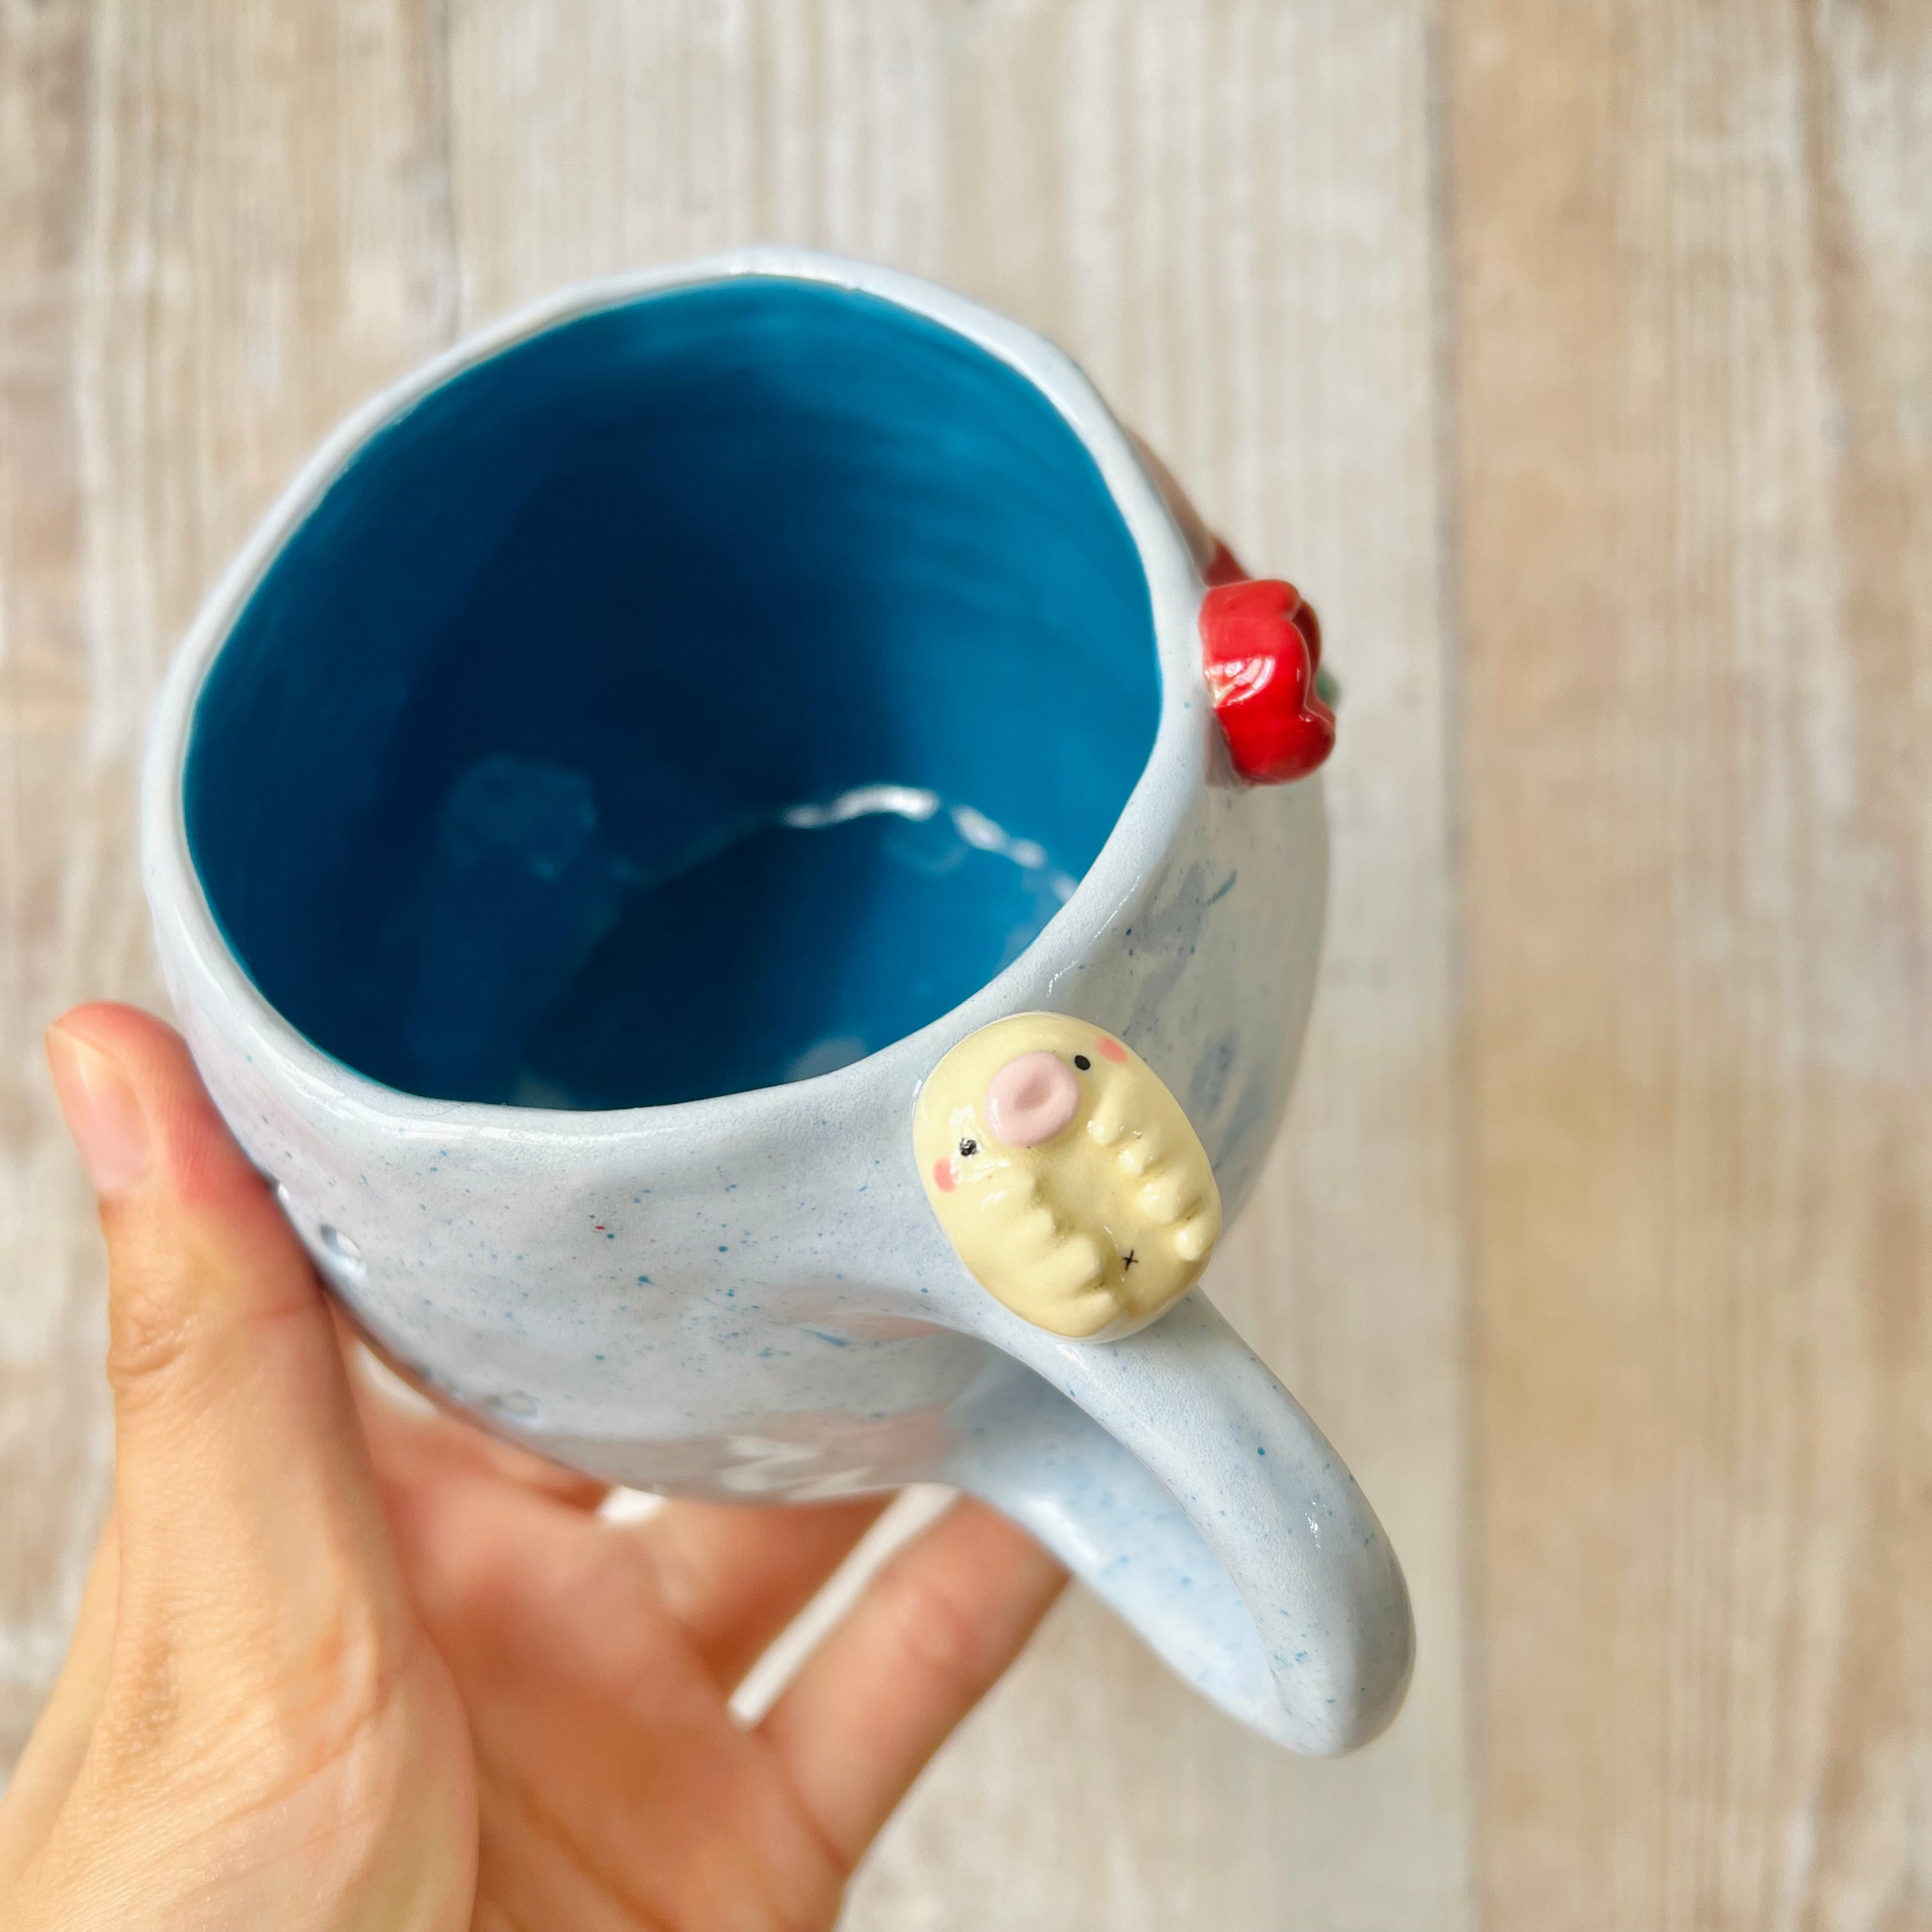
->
142;249;1413;1755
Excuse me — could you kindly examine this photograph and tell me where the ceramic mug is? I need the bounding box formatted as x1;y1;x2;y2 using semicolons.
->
142;249;1413;1755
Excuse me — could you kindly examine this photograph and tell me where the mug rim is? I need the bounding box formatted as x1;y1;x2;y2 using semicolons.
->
141;247;1211;1140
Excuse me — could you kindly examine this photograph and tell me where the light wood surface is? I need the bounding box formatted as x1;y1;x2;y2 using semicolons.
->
1;4;1924;1927
1453;4;1932;1924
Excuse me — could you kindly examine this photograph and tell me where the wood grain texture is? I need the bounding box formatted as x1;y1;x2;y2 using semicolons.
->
1449;0;1932;1925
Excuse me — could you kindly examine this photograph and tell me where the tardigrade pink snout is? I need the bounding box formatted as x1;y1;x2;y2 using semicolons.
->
982;1051;1082;1147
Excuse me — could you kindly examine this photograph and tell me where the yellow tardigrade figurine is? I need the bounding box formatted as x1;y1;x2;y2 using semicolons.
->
914;1013;1222;1340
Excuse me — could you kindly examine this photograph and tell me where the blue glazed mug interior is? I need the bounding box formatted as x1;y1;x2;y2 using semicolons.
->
185;278;1161;1109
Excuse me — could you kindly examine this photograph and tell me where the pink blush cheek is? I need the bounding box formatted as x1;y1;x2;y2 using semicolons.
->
931;1158;956;1193
1096;1036;1128;1062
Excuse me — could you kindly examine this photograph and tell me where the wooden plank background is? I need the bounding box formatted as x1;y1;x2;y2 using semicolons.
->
0;3;1924;1926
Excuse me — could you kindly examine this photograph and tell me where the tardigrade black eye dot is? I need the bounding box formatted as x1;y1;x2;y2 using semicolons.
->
1073;1054;1092;1071
959;1137;978;1158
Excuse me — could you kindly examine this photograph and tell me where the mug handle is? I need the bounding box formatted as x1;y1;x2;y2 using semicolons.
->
944;1289;1413;1755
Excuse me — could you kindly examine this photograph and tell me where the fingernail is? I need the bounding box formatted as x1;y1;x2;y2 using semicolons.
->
46;1025;151;1197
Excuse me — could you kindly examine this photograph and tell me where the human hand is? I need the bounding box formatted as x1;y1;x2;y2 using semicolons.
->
1;1004;1066;1931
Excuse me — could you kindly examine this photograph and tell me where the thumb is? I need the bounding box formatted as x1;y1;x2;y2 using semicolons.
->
45;1003;404;1648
